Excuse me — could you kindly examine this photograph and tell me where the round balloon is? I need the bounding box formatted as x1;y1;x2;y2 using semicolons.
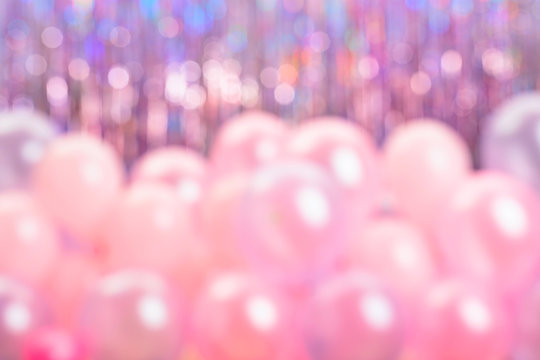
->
411;280;512;360
0;109;56;190
285;118;380;222
79;270;185;360
0;191;60;284
210;111;288;176
23;328;86;360
481;92;540;193
31;134;123;243
238;161;349;285
515;280;540;360
302;271;403;360
437;172;540;296
383;120;472;230
0;276;46;360
192;272;296;360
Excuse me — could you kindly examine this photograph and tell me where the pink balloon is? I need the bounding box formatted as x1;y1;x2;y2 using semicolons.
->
411;280;512;360
302;271;403;360
23;328;86;360
44;254;100;328
383;120;471;230
200;172;252;270
32;134;123;242
192;272;296;360
101;183;194;276
515;280;540;360
131;146;207;208
0;276;46;359
285;118;380;220
0;191;60;284
239;161;349;284
79;270;185;360
210;111;288;176
437;172;540;295
346;217;438;303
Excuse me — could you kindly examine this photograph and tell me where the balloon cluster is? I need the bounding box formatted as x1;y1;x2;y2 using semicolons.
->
2;92;540;360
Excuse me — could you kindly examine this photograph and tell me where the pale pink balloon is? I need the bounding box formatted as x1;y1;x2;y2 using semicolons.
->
199;171;252;270
411;280;512;360
192;272;296;360
101;183;194;277
346;217;438;303
286;118;380;220
44;253;101;328
210;111;288;176
32;134;123;242
239;161;349;284
383;120;471;230
79;270;185;360
437;172;540;296
0;191;60;284
302;271;403;360
0;276;46;360
131;146;207;209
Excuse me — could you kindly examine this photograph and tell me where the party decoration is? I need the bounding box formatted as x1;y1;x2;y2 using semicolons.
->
23;328;85;360
481;92;540;193
346;217;438;303
0;191;60;284
239;160;349;284
31;134;123;242
192;272;295;360
0;276;46;360
412;280;511;360
383;120;472;230
210;112;288;176
0;110;56;191
437;172;540;296
285;117;380;221
302;271;403;360
79;270;185;360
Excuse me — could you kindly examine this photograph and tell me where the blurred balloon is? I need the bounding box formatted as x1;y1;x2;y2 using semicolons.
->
210;111;288;176
515;280;540;360
239;161;349;285
131;146;207;211
0;276;46;360
0;110;56;190
383;120;471;230
411;280;512;360
31;134;123;243
437;172;540;296
23;328;86;360
285;117;380;221
302;271;403;360
192;272;295;360
0;191;60;284
481;92;540;193
101;183;196;277
346;217;438;303
79;270;185;360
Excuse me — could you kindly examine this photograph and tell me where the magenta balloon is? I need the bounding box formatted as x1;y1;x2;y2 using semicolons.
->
302;271;404;360
79;270;185;360
210;111;288;176
0;276;46;360
481;92;540;193
192;272;296;360
238;160;349;284
285;118;381;222
412;280;512;360
437;172;540;296
0;110;56;190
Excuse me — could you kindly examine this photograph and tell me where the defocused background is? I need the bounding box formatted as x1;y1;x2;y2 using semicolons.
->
0;0;538;163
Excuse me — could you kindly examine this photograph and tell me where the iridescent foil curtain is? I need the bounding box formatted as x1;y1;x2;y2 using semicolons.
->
0;0;538;165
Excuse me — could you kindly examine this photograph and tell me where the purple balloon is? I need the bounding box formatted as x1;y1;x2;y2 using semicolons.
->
481;92;540;192
0;276;47;360
0;109;57;190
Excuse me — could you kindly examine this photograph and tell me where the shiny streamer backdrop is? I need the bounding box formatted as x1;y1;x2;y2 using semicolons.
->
0;0;537;164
